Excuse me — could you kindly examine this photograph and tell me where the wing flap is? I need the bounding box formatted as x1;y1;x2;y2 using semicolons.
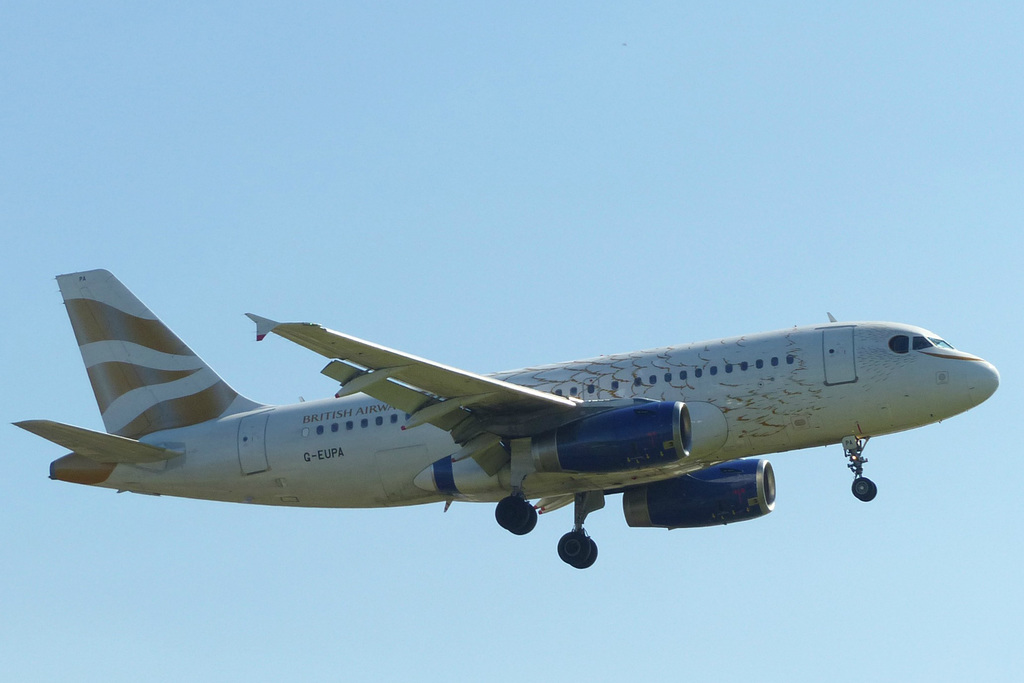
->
321;360;469;427
15;419;183;464
360;380;433;415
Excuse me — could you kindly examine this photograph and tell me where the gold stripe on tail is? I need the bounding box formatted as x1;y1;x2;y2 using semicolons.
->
58;269;262;438
65;298;191;354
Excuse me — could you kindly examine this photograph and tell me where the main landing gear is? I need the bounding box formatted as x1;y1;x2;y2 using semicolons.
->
842;435;877;502
495;494;537;535
496;439;539;536
557;491;604;570
495;489;605;569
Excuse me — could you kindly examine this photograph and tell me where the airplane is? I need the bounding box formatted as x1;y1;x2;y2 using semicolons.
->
16;269;999;569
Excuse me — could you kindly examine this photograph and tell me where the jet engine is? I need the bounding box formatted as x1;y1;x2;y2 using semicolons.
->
622;458;775;528
531;400;691;474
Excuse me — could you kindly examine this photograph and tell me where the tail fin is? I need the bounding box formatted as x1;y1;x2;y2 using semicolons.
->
58;269;263;439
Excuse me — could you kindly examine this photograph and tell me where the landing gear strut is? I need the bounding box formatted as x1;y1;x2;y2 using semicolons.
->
842;435;877;502
496;438;539;535
495;494;537;535
557;491;604;569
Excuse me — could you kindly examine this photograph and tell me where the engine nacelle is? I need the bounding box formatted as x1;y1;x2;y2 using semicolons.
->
622;458;775;529
532;400;691;474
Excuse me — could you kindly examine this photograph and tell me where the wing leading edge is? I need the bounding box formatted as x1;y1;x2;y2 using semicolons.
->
246;315;579;440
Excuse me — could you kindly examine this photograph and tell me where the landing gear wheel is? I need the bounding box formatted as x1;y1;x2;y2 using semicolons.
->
495;495;537;535
842;436;878;503
579;539;598;569
555;491;604;568
852;477;878;502
557;530;597;569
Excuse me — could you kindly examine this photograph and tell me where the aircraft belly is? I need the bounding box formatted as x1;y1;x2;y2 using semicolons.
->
374;444;443;506
93;420;409;508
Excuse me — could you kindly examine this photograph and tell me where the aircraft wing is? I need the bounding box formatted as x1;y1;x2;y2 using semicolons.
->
14;420;182;464
247;315;579;437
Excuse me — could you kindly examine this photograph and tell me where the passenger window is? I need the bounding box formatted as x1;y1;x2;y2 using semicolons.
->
756;359;764;369
649;374;657;384
587;384;595;394
611;381;619;390
375;416;383;426
555;389;563;396
740;361;748;371
390;414;398;424
889;335;910;354
331;423;339;433
679;371;688;381
316;425;324;435
360;419;368;428
664;373;672;382
634;377;643;386
695;368;703;378
569;387;578;396
346;421;353;430
710;366;718;376
771;357;779;367
786;355;795;365
725;364;733;373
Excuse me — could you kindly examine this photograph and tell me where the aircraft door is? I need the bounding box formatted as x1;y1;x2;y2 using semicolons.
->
238;413;270;474
822;326;857;385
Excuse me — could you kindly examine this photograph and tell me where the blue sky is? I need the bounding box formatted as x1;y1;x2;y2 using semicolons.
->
2;3;1021;681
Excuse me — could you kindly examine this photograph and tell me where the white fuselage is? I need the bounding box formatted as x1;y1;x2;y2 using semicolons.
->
94;322;998;508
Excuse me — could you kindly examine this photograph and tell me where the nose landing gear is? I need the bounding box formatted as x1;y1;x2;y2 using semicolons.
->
843;435;877;502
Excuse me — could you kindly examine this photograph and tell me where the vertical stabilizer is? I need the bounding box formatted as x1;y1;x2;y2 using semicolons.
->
58;269;263;439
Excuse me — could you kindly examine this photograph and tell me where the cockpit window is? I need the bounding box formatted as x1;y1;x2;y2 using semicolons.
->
892;333;955;354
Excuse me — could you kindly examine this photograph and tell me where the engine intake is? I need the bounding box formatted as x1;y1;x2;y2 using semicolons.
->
532;400;691;474
623;458;775;529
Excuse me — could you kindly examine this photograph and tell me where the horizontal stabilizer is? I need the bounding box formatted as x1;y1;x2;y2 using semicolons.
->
15;420;182;464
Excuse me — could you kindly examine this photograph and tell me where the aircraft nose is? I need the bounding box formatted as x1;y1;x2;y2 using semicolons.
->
968;360;1000;405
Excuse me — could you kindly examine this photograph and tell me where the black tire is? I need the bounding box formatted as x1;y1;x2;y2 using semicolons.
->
578;539;598;569
495;496;536;535
852;477;878;502
517;504;538;535
558;530;595;568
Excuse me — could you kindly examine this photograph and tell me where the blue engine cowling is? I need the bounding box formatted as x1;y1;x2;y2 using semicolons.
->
622;458;775;528
531;400;691;474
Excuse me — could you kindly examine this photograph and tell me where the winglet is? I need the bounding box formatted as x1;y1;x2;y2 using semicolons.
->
246;313;279;342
